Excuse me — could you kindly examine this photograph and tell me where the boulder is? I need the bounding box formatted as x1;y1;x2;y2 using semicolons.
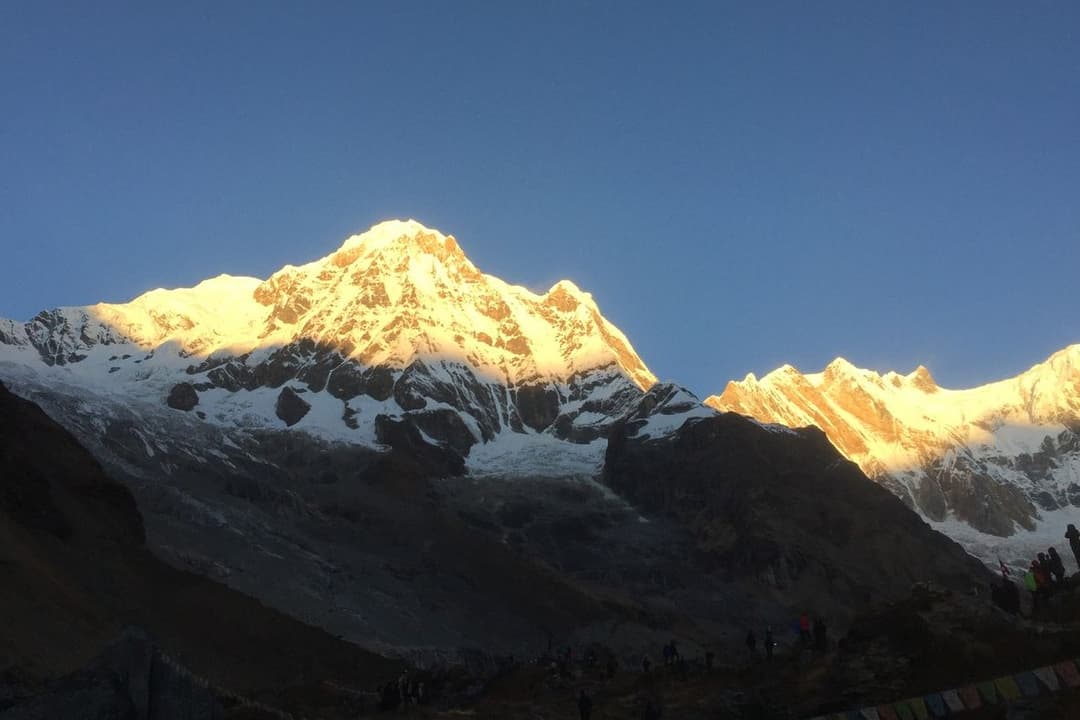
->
165;383;199;411
275;387;311;427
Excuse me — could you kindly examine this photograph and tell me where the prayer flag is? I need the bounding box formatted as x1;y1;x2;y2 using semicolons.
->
958;685;982;709
923;693;947;718
941;688;965;713
993;675;1021;701
977;680;999;704
1055;660;1080;688
1015;671;1041;697
876;704;899;720
1034;666;1060;692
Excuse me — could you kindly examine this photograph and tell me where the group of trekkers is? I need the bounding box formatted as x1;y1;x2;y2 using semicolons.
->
639;641;690;680
550;644;619;682
992;524;1080;616
376;670;425;712
745;612;828;662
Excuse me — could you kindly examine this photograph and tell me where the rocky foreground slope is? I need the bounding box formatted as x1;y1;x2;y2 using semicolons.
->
0;381;401;717
709;348;1080;560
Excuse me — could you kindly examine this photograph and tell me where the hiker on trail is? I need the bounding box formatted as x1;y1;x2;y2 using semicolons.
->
745;629;757;656
813;618;828;653
764;627;774;662
799;613;812;645
669;642;679;664
398;671;410;708
642;655;651;673
1048;547;1067;584
381;681;401;711
1026;561;1043;611
1034;556;1051;596
578;690;593;720
662;643;672;666
1067;524;1080;570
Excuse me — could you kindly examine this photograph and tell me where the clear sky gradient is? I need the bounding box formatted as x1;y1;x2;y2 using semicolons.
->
2;2;1077;397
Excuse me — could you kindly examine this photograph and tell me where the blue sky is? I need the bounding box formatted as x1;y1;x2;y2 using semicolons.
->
1;2;1077;397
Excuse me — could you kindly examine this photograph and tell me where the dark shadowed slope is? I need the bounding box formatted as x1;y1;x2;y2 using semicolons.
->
0;381;402;713
603;402;993;625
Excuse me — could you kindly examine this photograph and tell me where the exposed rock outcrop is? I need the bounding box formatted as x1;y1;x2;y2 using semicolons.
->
274;386;311;427
407;409;478;456
374;414;466;477
166;382;199;411
515;384;560;432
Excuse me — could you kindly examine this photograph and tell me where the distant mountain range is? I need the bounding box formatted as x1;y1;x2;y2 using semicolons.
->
709;347;1080;564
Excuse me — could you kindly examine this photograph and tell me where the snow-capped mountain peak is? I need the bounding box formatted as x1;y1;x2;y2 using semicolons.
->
238;220;655;387
1;220;669;466
334;218;470;264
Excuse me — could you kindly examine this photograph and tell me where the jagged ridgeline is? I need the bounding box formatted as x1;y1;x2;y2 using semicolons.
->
0;219;655;459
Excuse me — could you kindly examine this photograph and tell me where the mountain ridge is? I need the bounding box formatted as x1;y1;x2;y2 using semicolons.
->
708;346;1080;555
2;219;654;387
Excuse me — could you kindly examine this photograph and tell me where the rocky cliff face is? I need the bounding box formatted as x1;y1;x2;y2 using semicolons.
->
0;220;655;457
707;348;1080;543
